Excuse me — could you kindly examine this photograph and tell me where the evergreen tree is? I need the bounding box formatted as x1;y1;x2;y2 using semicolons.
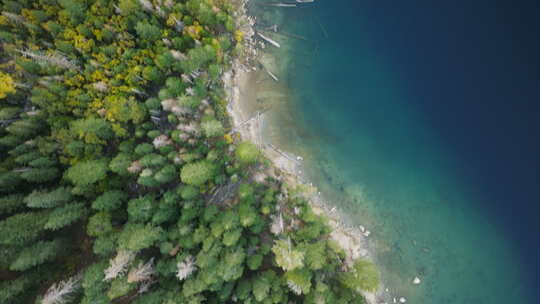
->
0;194;25;215
201;119;225;138
339;259;380;293
135;22;162;42
92;190;127;211
272;239;305;271
65;159;108;186
71;118;114;144
24;187;72;208
118;224;164;252
109;153;132;176
87;212;114;237
6;119;42;138
180;160;215;186
0;212;48;245
10;239;63;271
235;142;260;165
45;202;87;230
20;167;59;183
0;171;22;192
128;195;156;223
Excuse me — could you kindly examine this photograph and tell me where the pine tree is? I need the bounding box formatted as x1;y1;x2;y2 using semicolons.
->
272;239;304;271
45;202;87;230
10;239;63;271
65;159;108;186
0;272;38;303
154;164;176;184
135;21;161;42
70;118;113;144
24;187;72;208
92;190;127;211
87;212;113;237
6;119;41;138
0;211;48;245
107;278;134;300
180;160;215;186
81;261;109;302
301;242;327;271
109;153;132;176
235;142;260;165
0;194;25;215
252;271;274;302
20;167;59;183
118;224;164;252
0;171;22;192
284;268;312;295
339;259;380;293
201;119;224;137
127;195;155;223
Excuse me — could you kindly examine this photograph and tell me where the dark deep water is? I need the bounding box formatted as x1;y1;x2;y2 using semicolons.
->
368;0;540;294
260;0;540;302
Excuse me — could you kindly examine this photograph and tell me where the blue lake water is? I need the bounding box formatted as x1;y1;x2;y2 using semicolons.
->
252;0;540;303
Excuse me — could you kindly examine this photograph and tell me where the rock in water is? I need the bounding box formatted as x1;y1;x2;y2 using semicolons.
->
399;297;407;303
413;276;421;285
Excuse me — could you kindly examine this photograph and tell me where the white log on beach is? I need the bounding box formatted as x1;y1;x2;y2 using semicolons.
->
296;0;315;2
267;3;297;7
257;32;281;48
231;109;269;133
265;68;279;82
267;143;300;164
257;111;263;148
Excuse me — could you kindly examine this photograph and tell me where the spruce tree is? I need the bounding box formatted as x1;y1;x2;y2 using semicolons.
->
10;239;63;271
24;187;72;208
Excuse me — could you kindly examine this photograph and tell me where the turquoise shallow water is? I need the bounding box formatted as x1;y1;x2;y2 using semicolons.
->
250;0;536;303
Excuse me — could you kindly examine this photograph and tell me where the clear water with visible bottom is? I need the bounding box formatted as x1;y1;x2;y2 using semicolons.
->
248;0;539;303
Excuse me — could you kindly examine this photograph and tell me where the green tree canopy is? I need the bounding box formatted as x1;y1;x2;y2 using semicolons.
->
92;190;127;211
24;187;72;208
180;160;215;186
340;259;380;293
65;159;108;186
71;118;114;144
0;212;48;245
44;202;87;230
235;142;260;165
201;119;225;137
10;239;63;271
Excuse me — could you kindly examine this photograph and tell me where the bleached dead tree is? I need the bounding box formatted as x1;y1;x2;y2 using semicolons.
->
104;250;135;281
270;213;285;235
1;12;25;25
287;280;302;295
41;275;82;304
139;0;154;12
127;258;156;283
16;49;80;71
152;134;172;148
176;255;197;281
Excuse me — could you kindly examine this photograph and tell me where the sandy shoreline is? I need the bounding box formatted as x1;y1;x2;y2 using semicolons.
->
223;1;404;303
224;7;390;304
225;63;389;304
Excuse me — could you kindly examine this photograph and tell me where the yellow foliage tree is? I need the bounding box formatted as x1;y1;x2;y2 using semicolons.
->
0;72;16;99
